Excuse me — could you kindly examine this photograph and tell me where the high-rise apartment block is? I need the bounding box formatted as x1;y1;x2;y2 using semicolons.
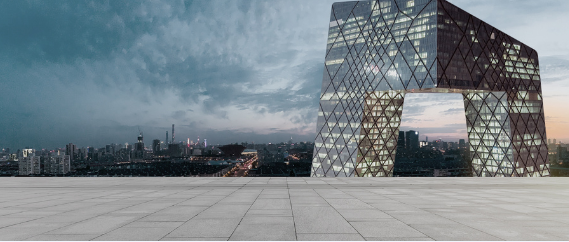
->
312;0;549;177
66;143;76;161
44;155;71;175
18;155;41;175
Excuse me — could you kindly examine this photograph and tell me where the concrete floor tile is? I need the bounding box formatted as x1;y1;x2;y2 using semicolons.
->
239;216;294;225
337;209;393;221
326;199;374;209
432;211;488;220
245;209;292;217
0;209;27;216
369;203;424;212
194;204;250;219
250;198;291;210
178;197;225;206
138;213;195;222
230;223;296;241
217;197;257;205
46;215;138;235
465;224;564;241
6;221;71;232
293;206;358;234
411;223;502;241
350;220;426;238
161;238;228;241
123;221;184;228
167;218;241;238
156;205;208;215
93;227;174;241
0;216;37;228
260;189;290;195
524;226;569;240
364;237;434;241
0;227;50;240
1;178;569;241
297;233;366;241
24;234;100;241
291;196;328;204
389;213;459;225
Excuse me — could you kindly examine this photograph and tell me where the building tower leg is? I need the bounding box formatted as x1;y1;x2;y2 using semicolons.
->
356;90;406;177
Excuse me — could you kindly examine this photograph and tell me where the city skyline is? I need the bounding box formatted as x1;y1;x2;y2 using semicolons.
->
1;0;569;150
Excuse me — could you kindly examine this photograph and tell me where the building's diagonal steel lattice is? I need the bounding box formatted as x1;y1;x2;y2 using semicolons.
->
312;0;549;177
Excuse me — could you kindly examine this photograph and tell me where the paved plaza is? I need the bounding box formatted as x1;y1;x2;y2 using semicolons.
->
1;177;569;241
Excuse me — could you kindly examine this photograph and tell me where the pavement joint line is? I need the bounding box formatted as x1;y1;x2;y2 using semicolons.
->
59;190;176;240
0;190;75;210
404;190;532;241
314;185;363;237
70;190;182;235
287;178;298;241
91;187;208;241
226;183;263;240
360;187;434;240
0;188;132;235
160;184;246;240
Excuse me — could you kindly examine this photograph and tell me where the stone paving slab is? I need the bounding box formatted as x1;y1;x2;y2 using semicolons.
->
0;177;568;241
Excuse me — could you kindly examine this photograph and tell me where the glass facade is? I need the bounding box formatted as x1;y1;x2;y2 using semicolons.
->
312;0;549;177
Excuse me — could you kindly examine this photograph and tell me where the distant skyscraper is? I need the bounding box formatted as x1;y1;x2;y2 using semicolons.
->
152;139;161;154
397;131;405;150
459;139;466;149
166;131;169;145
312;0;548;177
172;124;175;144
134;132;144;159
66;143;76;160
405;131;419;151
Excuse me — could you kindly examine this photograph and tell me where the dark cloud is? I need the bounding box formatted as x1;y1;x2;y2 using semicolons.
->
0;0;336;149
0;0;567;149
172;110;187;120
0;1;153;64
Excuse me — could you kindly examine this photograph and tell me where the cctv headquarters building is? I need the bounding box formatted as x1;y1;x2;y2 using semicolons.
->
312;0;549;177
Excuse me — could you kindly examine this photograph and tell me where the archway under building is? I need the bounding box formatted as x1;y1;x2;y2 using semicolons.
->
393;93;471;177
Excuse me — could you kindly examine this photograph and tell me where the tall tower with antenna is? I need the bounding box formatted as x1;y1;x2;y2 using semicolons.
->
135;128;144;159
172;124;175;144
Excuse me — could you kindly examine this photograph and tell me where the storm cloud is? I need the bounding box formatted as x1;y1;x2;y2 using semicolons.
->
1;0;568;149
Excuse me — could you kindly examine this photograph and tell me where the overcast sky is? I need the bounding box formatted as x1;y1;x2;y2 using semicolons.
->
1;0;568;150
